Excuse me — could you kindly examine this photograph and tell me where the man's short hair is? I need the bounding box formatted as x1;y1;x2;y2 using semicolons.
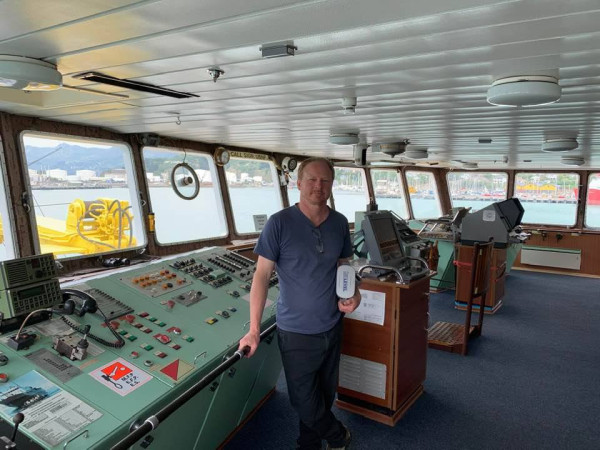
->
298;157;335;181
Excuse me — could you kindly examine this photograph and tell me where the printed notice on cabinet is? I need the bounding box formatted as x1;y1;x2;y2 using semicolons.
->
0;371;102;447
345;289;385;325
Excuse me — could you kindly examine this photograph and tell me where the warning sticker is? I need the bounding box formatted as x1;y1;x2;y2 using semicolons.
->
160;359;195;382
89;358;152;396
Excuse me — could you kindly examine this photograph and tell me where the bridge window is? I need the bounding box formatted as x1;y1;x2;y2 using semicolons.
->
142;147;227;243
0;139;16;261
584;173;600;228
287;170;300;206
225;157;282;234
333;167;368;223
447;172;508;212
370;169;409;218
406;171;442;219
514;172;579;226
20;133;146;259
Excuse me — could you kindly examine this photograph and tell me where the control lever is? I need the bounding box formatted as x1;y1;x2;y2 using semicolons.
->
11;413;24;443
0;412;24;448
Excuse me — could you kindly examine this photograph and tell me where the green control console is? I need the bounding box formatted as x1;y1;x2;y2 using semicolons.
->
0;248;281;449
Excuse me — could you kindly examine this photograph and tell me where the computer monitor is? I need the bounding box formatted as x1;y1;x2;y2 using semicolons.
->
494;198;524;230
361;211;405;266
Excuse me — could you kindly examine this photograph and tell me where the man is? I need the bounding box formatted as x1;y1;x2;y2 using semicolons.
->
239;157;361;449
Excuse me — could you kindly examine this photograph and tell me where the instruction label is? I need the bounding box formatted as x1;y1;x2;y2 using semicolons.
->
89;358;152;396
345;289;385;325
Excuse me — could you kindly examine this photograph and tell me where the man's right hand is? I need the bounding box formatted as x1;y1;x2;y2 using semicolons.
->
238;330;260;358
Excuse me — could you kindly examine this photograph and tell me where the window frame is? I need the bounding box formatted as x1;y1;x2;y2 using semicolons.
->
583;172;600;230
332;165;369;225
405;169;442;220
0;138;18;260
141;145;228;245
446;170;509;211
19;131;147;260
370;168;409;219
513;171;580;227
224;155;283;236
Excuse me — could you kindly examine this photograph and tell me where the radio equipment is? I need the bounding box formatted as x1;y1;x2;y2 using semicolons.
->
0;253;57;290
0;279;62;319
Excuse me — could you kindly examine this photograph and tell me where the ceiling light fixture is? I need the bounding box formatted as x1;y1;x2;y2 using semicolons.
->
463;162;478;170
404;145;428;159
478;138;493;144
560;156;585;166
260;41;297;58
371;141;407;156
487;75;561;107
0;55;62;91
541;138;578;153
329;133;359;145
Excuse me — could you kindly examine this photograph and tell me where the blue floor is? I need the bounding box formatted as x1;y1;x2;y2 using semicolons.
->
225;270;600;450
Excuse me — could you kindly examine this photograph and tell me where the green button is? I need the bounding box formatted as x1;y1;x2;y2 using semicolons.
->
127;335;138;341
148;317;157;322
157;321;166;327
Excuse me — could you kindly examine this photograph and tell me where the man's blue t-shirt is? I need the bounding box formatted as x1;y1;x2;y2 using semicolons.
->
254;205;352;334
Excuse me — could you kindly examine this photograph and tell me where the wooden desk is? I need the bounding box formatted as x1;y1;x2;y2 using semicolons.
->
336;274;431;426
455;244;506;314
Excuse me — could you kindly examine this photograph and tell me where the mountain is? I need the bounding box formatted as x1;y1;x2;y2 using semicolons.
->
24;143;128;174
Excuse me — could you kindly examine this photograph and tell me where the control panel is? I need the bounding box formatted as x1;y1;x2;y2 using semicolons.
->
0;253;57;290
0;247;280;449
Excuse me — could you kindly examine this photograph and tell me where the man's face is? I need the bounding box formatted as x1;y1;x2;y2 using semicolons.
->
298;161;333;206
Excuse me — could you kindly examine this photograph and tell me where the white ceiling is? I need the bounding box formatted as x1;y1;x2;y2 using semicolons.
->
0;0;599;169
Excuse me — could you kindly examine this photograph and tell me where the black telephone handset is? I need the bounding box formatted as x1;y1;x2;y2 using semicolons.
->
61;289;98;317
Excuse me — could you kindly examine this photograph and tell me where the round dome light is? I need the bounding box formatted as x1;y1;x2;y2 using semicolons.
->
0;55;62;91
329;133;359;145
404;146;428;159
560;156;584;166
541;138;578;153
487;75;561;107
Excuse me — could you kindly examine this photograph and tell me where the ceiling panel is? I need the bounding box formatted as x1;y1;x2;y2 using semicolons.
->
0;0;598;169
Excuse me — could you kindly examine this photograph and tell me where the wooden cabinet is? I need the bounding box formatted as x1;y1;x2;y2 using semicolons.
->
336;275;431;426
455;245;506;313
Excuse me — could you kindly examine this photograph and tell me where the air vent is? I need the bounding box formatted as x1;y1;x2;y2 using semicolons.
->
74;72;199;99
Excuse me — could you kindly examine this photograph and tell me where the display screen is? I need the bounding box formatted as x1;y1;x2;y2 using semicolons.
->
495;198;524;230
368;216;403;263
18;285;44;299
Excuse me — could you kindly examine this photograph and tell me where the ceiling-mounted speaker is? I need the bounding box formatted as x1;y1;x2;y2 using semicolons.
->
487;75;561;107
0;55;62;91
541;138;578;153
560;156;584;166
330;133;360;145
